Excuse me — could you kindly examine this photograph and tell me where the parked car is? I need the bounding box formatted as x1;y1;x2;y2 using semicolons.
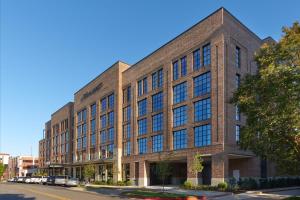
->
32;176;42;184
24;177;32;183
54;176;68;186
46;176;55;185
7;178;15;182
17;177;25;183
65;178;79;187
40;176;48;185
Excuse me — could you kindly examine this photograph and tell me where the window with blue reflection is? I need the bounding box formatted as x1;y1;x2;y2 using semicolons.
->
203;43;211;66
193;49;201;70
181;56;187;76
138;99;147;116
173;61;179;80
194;98;211;122
173;106;187;127
193;72;210;97
152;135;163;152
152;92;163;112
194;124;211;147
138;118;147;135
138;138;147;154
173;129;187;150
152;113;163;132
173;82;187;104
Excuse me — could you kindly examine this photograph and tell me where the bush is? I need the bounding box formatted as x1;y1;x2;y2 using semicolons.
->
117;181;126;186
238;178;258;190
217;182;228;191
183;181;193;189
125;180;132;186
106;179;113;185
92;180;106;185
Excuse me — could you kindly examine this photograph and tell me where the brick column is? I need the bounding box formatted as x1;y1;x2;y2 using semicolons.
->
130;162;135;185
187;153;199;185
211;154;228;185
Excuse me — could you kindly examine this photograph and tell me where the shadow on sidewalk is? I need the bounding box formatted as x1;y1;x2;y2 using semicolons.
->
0;194;35;200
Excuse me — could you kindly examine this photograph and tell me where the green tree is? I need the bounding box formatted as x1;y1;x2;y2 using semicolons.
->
83;164;95;182
189;153;204;182
0;163;4;181
231;22;300;175
157;152;173;192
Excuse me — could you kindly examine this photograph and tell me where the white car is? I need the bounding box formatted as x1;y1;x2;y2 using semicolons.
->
25;177;32;183
40;176;48;184
66;178;79;187
54;176;68;185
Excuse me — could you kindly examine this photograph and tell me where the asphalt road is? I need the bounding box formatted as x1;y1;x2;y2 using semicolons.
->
0;183;127;200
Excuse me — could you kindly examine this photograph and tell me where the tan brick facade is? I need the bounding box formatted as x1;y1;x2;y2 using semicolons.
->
38;8;275;185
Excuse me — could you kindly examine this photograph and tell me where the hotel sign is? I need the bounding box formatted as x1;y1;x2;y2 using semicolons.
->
81;83;103;102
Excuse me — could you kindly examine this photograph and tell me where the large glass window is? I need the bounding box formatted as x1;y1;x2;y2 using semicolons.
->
123;106;131;122
173;106;187;127
82;136;87;149
107;144;114;158
101;98;107;112
143;77;148;95
138;99;147;116
123;86;131;103
138;118;147;135
90;133;96;147
173;61;179;81
91;103;96;118
108;111;114;126
194;98;211;122
152;135;163;152
123;142;131;156
100;115;106;128
194;124;211;147
152;69;163;90
236;125;240;142
173;82;187;104
193;49;201;70
82;109;87;122
235;46;241;68
91;119;96;134
108;127;114;142
181;56;187;76
173;129;187;150
138;138;147;154
100;130;106;144
203;43;211;66
123;123;131;139
194;72;211;97
152;92;163;112
138;78;148;96
138;80;143;97
152;113;163;132
108;93;114;109
236;106;241;121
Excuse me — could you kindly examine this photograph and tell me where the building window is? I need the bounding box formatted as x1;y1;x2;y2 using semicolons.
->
152;69;163;90
138;138;147;154
123;142;131;156
173;60;179;81
152;135;163;153
100;130;106;144
82;123;87;136
90;119;96;134
152;92;163;112
152;113;163;132
107;144;114;158
77;109;87;123
194;124;211;147
108;111;114;126
193;49;201;70
123;123;131;139
235;46;241;68
108;93;114;109
173;82;187;104
90;133;96;147
100;115;106;128
123;106;131;122
236;106;241;121
138;99;147;117
91;103;96;118
203;43;211;66
173;106;187;127
236;125;240;142
194;72;211;97
138;78;148;96
123;86;131;103
194;98;211;122
100;146;106;159
173;129;187;150
236;74;240;88
138;118;147;135
101;98;107;112
181;56;187;76
108;127;114;142
82;136;87;149
77;138;81;150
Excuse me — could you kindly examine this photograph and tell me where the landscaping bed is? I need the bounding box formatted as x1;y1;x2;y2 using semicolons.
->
121;190;207;200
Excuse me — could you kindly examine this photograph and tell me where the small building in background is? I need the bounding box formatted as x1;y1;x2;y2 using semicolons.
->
8;156;39;178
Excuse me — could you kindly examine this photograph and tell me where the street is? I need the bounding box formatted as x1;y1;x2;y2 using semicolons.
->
0;183;126;200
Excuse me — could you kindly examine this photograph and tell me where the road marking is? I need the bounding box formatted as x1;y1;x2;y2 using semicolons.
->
12;185;70;200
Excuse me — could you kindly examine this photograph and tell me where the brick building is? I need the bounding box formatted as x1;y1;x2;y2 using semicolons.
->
8;156;39;178
38;8;276;186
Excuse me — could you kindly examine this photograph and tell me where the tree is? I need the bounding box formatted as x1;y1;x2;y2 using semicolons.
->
157;152;173;192
0;163;4;181
189;153;204;183
83;164;95;182
231;22;300;175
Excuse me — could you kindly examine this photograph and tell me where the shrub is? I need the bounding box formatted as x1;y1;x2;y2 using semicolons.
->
238;178;258;190
116;181;125;186
125;180;132;186
92;180;106;185
183;181;193;189
106;179;113;185
217;182;228;191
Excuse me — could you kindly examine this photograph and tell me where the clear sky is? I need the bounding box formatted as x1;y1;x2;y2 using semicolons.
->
1;0;299;157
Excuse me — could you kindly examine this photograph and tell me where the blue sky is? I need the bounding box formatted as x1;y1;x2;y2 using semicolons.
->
1;0;299;156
